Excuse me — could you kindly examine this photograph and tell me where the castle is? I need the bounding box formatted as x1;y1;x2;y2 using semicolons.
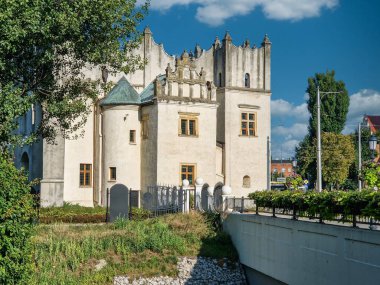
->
15;28;272;207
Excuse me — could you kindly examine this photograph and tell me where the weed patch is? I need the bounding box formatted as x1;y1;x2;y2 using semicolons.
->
31;212;237;285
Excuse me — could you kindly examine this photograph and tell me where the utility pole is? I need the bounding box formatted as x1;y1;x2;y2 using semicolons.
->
316;86;342;192
316;85;322;192
267;136;271;190
358;123;362;191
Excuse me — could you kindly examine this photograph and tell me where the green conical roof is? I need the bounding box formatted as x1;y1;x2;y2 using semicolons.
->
100;76;140;106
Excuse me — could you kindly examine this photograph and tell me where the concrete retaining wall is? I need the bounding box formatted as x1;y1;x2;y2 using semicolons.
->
223;213;380;285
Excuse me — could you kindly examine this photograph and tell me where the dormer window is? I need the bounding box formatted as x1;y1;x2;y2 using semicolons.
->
245;73;250;88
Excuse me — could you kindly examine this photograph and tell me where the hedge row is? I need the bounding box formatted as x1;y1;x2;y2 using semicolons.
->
39;203;106;223
248;190;380;221
39;204;152;223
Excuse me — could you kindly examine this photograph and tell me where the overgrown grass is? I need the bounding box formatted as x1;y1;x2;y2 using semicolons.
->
31;212;237;284
39;203;106;223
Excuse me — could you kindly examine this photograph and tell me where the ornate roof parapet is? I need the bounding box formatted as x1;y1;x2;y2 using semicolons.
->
194;44;202;58
223;31;232;42
143;26;152;35
261;34;271;46
213;36;221;49
157;62;217;104
242;39;250;48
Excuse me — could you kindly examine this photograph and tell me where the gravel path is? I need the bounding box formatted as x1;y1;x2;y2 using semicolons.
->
114;256;247;285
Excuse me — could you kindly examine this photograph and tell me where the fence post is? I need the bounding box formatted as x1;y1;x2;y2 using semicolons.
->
241;196;244;213
369;217;374;230
292;206;297;220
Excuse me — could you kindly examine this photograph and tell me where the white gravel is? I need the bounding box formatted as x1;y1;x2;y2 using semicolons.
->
114;256;247;285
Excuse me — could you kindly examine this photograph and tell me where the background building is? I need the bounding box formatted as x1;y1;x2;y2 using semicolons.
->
271;159;295;180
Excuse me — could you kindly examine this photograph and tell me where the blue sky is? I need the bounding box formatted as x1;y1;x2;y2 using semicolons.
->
138;0;380;158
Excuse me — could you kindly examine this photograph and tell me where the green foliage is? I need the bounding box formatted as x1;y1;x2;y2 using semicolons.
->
0;84;36;149
295;135;315;183
285;174;304;190
361;162;380;188
321;133;355;189
203;212;222;232
248;190;380;221
39;203;106;223
31;212;237;284
130;207;151;221
306;70;349;137
0;0;148;147
296;71;350;185
0;154;36;284
296;133;355;189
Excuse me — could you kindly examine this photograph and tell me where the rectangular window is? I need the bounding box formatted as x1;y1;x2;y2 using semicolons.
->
130;130;136;143
80;164;92;187
179;116;198;136
141;115;149;139
241;112;257;136
109;167;116;181
180;164;196;186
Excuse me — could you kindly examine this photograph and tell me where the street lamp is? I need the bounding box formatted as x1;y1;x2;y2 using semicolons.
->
358;124;379;191
369;134;378;159
316;85;342;192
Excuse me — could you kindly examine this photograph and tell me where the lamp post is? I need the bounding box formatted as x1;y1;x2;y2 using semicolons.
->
358;123;363;191
316;85;342;192
369;134;378;159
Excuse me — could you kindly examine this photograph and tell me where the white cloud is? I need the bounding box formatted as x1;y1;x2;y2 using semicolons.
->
273;123;308;140
271;99;309;121
343;89;380;134
272;89;380;158
143;0;339;26
271;139;299;159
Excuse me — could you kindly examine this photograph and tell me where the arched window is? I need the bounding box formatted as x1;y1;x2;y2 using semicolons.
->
219;73;222;87
244;73;250;88
243;175;251;188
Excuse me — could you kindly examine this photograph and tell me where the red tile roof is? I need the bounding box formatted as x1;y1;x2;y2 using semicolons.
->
365;115;380;133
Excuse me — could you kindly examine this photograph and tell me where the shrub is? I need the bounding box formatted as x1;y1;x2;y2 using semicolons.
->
248;189;380;221
130;207;151;220
0;155;36;284
361;162;380;189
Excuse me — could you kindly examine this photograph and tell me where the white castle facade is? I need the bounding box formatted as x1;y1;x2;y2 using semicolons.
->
15;28;271;207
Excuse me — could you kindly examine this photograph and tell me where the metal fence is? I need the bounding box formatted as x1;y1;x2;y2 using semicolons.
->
106;184;189;221
142;185;188;217
224;196;380;230
225;197;255;213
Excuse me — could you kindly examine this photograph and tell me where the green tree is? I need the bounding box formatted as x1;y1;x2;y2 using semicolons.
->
306;70;349;137
0;1;148;282
321;133;355;189
361;162;380;189
296;71;349;186
0;0;148;148
0;154;36;284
